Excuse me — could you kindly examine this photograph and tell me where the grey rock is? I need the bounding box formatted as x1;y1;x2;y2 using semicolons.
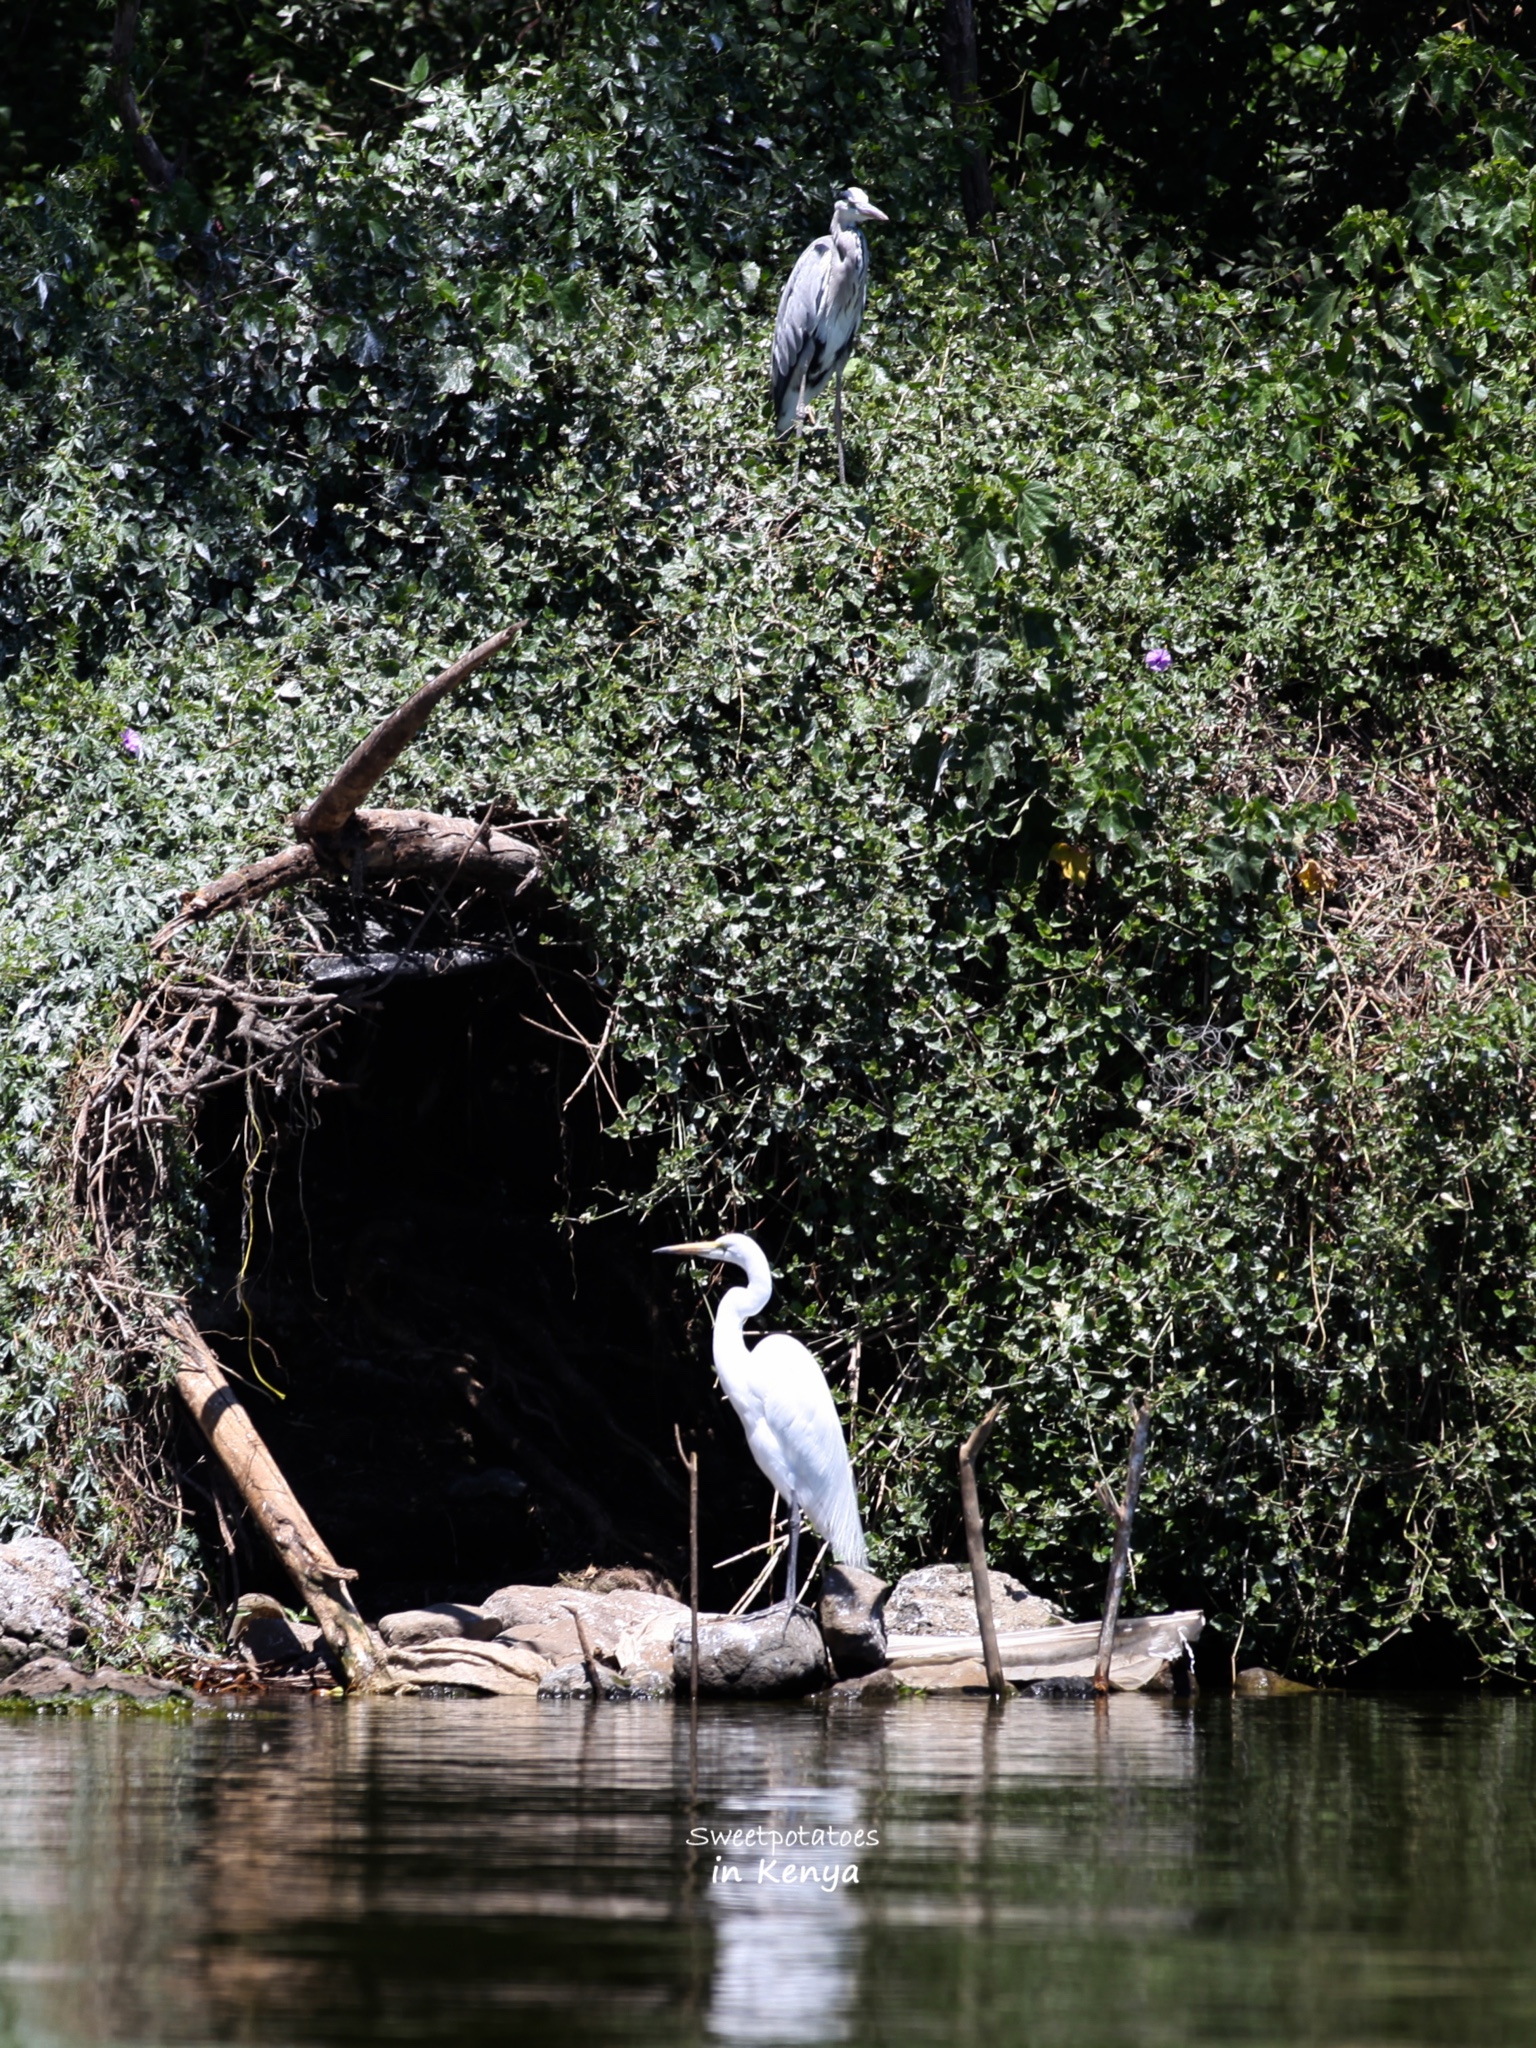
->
0;1536;99;1654
0;1636;34;1680
1019;1674;1097;1700
886;1564;1067;1638
818;1563;890;1678
376;1603;502;1648
826;1665;901;1703
0;1656;190;1706
538;1658;595;1699
240;1614;326;1667
1234;1666;1312;1697
484;1585;689;1672
673;1604;830;1700
537;1659;670;1701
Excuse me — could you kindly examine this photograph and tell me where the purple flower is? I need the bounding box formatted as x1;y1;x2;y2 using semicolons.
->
1143;647;1172;673
120;728;143;759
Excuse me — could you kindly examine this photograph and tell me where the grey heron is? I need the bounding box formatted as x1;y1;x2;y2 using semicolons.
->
656;1232;867;1605
770;186;889;485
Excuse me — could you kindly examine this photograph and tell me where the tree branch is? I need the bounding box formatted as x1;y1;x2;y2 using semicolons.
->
294;626;521;840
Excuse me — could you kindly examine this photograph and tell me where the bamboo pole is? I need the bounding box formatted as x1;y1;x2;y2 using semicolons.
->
958;1403;1007;1702
1093;1398;1154;1696
675;1424;700;1707
164;1312;387;1692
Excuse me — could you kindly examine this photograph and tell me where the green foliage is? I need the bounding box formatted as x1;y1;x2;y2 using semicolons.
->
3;3;1536;1676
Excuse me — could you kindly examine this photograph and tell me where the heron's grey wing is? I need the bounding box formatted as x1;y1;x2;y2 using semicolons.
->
770;238;830;434
749;1333;868;1568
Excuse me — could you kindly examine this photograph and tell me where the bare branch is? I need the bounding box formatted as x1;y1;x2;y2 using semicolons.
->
294;626;521;839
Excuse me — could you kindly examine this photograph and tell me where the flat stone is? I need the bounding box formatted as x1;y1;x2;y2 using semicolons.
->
384;1637;547;1696
1235;1666;1314;1697
818;1563;890;1678
886;1564;1067;1637
377;1603;503;1649
888;1656;996;1693
673;1604;829;1700
0;1656;189;1706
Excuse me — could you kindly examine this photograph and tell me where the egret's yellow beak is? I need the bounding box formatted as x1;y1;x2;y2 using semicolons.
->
654;1240;727;1260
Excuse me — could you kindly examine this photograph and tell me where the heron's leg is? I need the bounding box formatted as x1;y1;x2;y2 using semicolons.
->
785;1500;802;1607
834;366;846;486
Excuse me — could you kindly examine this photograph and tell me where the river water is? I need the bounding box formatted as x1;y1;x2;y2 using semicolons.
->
1;1692;1533;2047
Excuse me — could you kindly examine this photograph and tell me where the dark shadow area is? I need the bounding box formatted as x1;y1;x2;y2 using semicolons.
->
1344;1616;1488;1692
186;908;769;1622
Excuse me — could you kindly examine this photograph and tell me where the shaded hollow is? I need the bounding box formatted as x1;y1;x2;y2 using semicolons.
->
186;918;768;1621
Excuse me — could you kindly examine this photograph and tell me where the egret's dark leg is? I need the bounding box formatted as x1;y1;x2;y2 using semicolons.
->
785;1500;802;1607
834;367;846;486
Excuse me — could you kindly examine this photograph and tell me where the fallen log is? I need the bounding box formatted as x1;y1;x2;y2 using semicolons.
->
165;1312;388;1693
885;1608;1203;1692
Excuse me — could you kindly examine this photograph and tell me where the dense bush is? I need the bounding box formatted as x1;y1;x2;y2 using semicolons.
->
3;2;1535;1675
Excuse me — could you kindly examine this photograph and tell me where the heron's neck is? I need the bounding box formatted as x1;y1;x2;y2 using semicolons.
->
712;1260;773;1377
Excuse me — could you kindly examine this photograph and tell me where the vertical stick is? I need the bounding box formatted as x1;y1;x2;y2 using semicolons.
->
1093;1398;1154;1696
675;1425;700;1708
566;1602;604;1701
958;1404;1007;1702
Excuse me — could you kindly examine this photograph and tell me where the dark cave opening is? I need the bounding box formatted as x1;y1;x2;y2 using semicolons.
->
186;926;770;1624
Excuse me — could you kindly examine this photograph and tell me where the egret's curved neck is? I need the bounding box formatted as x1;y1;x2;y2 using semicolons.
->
712;1247;773;1379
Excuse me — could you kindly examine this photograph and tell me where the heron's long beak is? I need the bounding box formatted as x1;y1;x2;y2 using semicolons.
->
859;203;889;223
655;1240;727;1260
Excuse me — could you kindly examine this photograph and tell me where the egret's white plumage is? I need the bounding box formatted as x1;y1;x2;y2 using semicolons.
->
657;1232;868;1595
770;186;888;484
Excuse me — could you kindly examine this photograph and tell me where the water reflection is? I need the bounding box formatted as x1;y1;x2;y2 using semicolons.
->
1;1694;1535;2046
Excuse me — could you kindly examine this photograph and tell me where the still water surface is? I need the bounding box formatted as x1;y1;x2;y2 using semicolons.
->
0;1693;1532;2047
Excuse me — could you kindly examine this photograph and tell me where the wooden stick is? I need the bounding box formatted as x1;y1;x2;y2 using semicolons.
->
294;627;519;839
1093;1398;1154;1696
566;1603;605;1700
958;1403;1007;1702
164;1312;386;1693
675;1424;700;1708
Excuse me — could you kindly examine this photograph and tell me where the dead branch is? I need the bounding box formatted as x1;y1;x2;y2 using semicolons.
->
108;3;179;194
295;627;520;839
675;1423;700;1707
155;807;540;947
1093;1398;1153;1696
958;1403;1007;1701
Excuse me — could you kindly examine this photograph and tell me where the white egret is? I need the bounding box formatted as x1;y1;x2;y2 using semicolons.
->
770;186;889;484
656;1233;867;1604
